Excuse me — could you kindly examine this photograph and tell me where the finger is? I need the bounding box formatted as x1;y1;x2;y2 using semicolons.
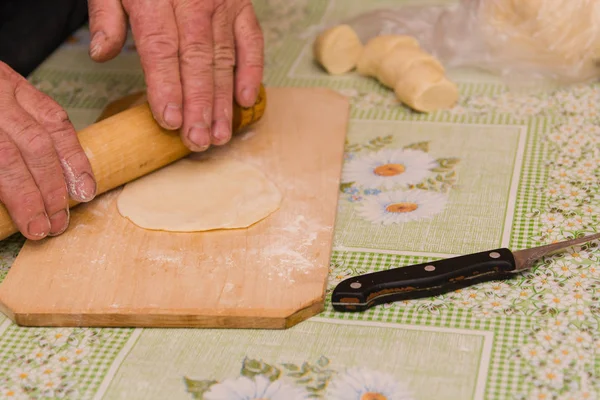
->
210;0;236;145
0;130;51;240
8;84;71;236
124;0;183;131
88;0;128;62
174;0;214;151
15;79;97;205
233;1;264;108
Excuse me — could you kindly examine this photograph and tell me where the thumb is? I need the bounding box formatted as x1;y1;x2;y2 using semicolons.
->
88;0;128;62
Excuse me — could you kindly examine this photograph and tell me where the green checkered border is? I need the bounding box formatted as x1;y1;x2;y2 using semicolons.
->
0;325;135;398
321;250;533;399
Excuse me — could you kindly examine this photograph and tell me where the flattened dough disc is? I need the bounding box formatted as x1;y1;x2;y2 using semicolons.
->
116;157;282;232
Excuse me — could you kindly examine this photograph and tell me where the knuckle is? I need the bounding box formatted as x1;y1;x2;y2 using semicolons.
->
41;106;69;124
214;44;235;67
180;42;213;67
137;31;178;59
0;140;22;170
25;131;53;159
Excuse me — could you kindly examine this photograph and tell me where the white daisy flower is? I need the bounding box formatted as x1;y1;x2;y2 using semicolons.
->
545;316;571;333
508;287;533;301
0;385;26;399
568;305;594;323
343;149;438;189
326;367;414;400
561;145;582;158
546;349;575;369
455;290;483;307
204;376;308;400
528;386;555;400
554;156;575;168
43;329;72;347
555;199;578;212
564;246;589;262
527;272;560;291
66;346;88;361
568;330;593;350
519;343;546;366
357;190;448;225
564;276;592;292
581;204;600;216
552;260;578;277
10;366;34;384
535;330;561;349
535;367;564;389
484;282;513;296
540;213;565;227
586;265;600;277
27;349;51;363
542;293;574;310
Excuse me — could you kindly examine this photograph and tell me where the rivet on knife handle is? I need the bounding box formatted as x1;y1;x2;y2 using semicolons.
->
331;248;517;312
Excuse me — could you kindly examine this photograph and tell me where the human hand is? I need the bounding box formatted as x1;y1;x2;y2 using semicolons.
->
87;0;264;151
0;62;96;240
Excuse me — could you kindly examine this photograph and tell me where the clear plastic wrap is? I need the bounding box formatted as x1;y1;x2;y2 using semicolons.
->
340;0;600;86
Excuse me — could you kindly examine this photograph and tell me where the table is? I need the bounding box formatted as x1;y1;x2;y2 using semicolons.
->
1;1;599;399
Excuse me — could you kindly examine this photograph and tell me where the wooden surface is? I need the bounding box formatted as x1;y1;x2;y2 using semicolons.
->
0;85;266;241
0;87;349;329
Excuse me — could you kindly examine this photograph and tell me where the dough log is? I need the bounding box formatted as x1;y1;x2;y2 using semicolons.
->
394;64;458;113
312;24;364;75
356;34;420;77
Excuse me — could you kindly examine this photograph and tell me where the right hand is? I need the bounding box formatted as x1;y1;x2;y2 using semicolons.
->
0;62;96;240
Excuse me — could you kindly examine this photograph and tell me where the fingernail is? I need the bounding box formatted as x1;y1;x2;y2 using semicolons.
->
72;172;97;202
27;213;50;238
213;120;231;143
188;124;211;151
90;31;105;58
163;103;182;129
49;209;69;236
241;87;257;105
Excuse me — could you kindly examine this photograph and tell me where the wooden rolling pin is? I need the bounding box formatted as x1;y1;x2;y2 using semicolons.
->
0;84;267;241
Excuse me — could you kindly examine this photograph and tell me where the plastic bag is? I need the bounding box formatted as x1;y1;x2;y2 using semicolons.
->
340;0;600;86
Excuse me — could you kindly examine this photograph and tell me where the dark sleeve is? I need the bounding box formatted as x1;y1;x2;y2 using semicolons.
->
0;0;89;77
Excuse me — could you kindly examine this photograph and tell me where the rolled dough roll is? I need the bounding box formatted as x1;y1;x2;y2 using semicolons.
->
394;64;458;113
313;24;363;75
116;157;282;232
376;46;445;88
357;35;420;77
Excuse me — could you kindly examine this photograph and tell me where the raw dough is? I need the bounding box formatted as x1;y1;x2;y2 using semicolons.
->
356;35;420;77
376;45;444;87
312;24;364;75
394;64;458;113
116;157;282;232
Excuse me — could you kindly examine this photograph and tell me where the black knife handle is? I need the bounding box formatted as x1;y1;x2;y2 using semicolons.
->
331;248;517;312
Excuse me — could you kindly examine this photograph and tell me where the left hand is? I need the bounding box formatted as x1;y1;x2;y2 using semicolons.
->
86;0;264;151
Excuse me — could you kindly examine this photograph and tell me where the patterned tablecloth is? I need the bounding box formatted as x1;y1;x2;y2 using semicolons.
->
1;0;599;399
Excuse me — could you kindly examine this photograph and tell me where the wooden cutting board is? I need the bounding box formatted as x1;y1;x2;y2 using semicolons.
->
0;87;349;329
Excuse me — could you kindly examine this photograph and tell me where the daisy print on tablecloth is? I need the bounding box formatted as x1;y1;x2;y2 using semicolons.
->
326;367;414;400
357;189;448;225
341;139;459;225
343;148;438;189
203;375;309;400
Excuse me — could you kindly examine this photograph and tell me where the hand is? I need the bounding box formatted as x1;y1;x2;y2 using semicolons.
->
0;62;96;240
87;0;264;151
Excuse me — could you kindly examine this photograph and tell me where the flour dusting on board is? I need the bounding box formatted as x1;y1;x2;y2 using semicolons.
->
254;215;332;283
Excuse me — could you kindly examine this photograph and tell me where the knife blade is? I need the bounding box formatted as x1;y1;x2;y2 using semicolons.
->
331;232;600;312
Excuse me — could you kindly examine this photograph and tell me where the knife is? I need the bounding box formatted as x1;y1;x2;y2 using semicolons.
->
331;232;600;312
